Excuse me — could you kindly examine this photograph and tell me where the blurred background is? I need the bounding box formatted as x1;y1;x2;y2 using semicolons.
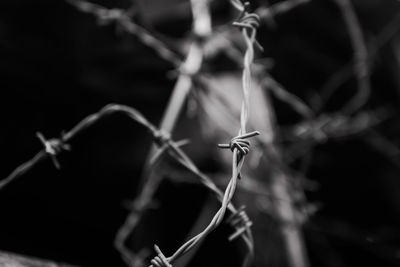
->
1;0;400;266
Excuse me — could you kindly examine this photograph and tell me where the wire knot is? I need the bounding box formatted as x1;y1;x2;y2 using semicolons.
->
218;131;260;159
149;245;172;267
153;130;171;147
232;2;260;32
36;132;70;169
227;206;252;241
232;2;263;51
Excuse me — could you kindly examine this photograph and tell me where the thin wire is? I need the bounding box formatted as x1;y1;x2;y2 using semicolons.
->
0;103;254;265
65;0;253;265
0;151;46;190
4;0;264;265
334;0;370;114
0;104;155;191
66;0;182;67
149;2;261;266
138;0;210;204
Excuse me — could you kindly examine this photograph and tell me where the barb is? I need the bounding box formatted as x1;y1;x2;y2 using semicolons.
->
147;2;261;266
0;105;135;190
154;1;258;266
26;1;262;265
36;132;71;169
231;0;309;29
62;0;254;264
150;245;172;267
66;0;182;67
232;2;262;134
218;131;260;162
140;0;211;187
233;3;263;52
148;122;256;267
1;103;254;266
227;206;253;241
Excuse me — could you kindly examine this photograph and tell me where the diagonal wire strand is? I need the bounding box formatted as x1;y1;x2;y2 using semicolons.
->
66;0;182;67
149;2;261;266
0;103;254;265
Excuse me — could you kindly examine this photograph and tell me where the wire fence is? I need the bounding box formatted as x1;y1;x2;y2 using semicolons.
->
1;0;394;266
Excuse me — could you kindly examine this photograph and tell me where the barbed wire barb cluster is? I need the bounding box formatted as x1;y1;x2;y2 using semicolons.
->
147;1;261;266
0;0;316;265
0;102;256;266
2;0;394;267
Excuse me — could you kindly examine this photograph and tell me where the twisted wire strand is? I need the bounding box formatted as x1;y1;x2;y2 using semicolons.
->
227;205;253;241
1;0;262;265
150;245;172;267
148;2;261;266
0;104;147;190
66;0;182;67
0;103;254;264
65;0;253;264
147;127;256;267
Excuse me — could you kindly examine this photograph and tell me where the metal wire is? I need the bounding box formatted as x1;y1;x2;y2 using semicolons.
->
148;2;261;266
66;0;182;67
0;103;255;265
3;0;270;266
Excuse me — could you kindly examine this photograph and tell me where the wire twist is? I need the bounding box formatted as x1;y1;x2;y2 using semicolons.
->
227;206;253;241
152;130;171;147
150;245;172;267
233;11;260;31
36;132;70;169
146;1;261;266
7;0;262;266
233;2;263;52
218;131;260;161
1;103;255;266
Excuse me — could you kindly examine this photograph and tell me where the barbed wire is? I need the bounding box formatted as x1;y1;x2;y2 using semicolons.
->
0;102;255;265
66;0;182;67
1;1;393;267
0;105;152;190
3;0;310;265
138;0;210;183
146;2;262;267
66;0;256;266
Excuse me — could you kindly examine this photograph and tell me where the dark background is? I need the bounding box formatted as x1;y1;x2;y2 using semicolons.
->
1;0;400;266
